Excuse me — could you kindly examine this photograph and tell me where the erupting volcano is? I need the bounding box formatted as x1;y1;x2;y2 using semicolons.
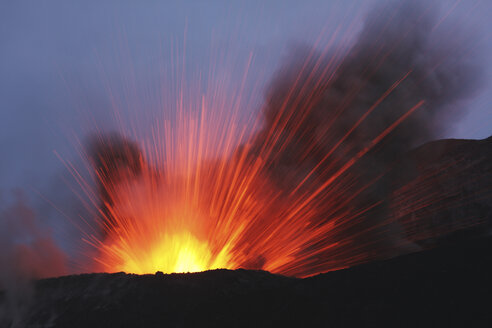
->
52;0;484;278
1;1;491;327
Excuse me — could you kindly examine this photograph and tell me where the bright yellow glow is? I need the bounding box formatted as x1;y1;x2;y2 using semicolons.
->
108;232;229;274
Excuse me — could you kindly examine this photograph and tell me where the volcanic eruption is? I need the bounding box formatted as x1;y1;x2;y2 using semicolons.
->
1;1;492;327
66;0;486;279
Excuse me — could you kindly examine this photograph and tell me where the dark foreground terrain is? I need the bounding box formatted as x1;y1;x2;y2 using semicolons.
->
0;234;491;327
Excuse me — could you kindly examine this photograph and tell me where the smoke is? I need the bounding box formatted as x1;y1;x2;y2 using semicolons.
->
87;133;144;233
0;191;66;327
259;0;481;174
249;0;483;269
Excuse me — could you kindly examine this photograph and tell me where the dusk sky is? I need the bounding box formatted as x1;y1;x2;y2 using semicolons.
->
0;0;490;246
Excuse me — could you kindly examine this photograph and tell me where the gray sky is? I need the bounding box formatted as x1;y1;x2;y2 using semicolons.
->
0;0;490;212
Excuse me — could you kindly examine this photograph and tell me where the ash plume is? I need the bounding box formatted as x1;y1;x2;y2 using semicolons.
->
87;133;144;232
250;0;483;270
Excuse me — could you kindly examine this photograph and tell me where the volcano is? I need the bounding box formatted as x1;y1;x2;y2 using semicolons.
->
1;135;491;327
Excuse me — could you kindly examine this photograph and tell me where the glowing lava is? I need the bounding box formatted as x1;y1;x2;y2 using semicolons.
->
85;107;254;275
61;2;479;277
102;232;229;274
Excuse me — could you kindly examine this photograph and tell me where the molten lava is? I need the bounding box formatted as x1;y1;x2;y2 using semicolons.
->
103;231;229;274
62;1;481;278
86;109;260;275
85;93;424;276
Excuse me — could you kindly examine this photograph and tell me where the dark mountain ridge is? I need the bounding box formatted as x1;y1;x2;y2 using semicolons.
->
3;233;491;327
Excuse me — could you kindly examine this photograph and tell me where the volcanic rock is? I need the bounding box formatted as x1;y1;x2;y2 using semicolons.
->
1;234;491;327
388;136;492;246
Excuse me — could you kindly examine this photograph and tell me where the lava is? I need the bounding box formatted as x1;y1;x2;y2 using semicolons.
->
60;1;483;277
84;90;423;276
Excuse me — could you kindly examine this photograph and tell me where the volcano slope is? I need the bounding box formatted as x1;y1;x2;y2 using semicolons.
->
388;135;492;247
2;235;491;327
1;136;491;328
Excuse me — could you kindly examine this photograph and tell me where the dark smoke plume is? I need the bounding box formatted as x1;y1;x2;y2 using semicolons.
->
259;0;480;177
87;133;143;232
250;0;483;271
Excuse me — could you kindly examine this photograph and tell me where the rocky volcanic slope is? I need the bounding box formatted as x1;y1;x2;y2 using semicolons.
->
2;235;491;327
388;136;492;246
